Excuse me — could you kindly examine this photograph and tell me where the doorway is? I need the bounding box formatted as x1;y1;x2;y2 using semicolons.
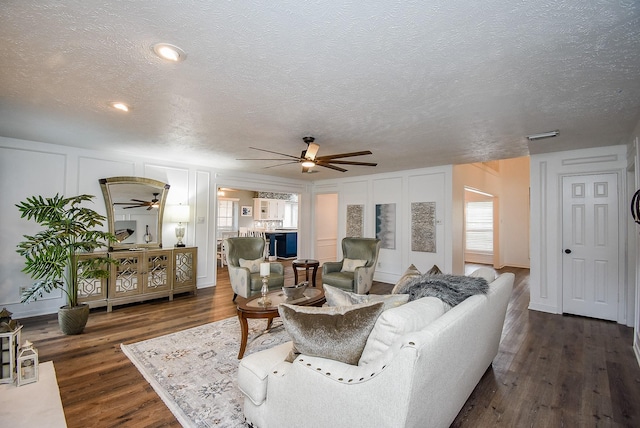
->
314;193;338;264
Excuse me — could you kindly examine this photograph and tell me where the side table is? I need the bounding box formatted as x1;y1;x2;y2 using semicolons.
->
292;259;320;287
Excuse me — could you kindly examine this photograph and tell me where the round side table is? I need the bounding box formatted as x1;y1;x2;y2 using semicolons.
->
292;259;320;287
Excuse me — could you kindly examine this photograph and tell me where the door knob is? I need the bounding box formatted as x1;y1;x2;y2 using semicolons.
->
564;249;572;254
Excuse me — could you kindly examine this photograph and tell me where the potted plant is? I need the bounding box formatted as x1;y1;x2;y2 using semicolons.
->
16;194;117;335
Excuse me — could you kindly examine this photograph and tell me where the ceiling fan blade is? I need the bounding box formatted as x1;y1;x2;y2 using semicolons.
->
247;147;301;160
262;161;300;169
322;160;378;166
316;162;348;172
316;150;373;160
122;205;142;209
237;158;300;161
130;199;148;203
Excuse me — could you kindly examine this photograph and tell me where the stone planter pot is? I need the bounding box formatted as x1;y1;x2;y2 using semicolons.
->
58;304;90;335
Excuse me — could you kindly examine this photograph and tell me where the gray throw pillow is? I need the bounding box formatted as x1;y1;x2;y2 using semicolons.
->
279;301;385;365
324;284;409;310
391;264;422;294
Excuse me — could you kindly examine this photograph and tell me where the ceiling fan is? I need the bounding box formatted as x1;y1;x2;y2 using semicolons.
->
113;193;160;210
238;137;377;173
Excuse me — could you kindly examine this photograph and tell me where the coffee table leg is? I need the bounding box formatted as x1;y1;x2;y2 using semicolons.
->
238;312;249;359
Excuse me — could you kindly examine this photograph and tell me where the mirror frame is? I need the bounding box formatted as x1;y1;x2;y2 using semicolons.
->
99;176;170;250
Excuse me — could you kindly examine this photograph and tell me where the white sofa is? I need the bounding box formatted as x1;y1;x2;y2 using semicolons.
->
238;272;514;428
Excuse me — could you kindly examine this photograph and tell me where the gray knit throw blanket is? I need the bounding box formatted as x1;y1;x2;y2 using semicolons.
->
394;273;489;307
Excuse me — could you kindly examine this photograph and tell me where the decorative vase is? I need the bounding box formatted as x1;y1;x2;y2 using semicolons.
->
58;304;90;335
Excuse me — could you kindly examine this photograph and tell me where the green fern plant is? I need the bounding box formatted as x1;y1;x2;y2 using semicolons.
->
16;194;117;308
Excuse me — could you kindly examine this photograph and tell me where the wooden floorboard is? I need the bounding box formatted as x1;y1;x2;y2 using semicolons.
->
17;263;640;427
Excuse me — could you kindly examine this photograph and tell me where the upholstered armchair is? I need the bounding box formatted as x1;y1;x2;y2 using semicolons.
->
224;237;285;301
322;237;381;294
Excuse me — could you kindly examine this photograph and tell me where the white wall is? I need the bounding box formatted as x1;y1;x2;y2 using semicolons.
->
0;136;309;318
529;144;630;324
312;166;453;284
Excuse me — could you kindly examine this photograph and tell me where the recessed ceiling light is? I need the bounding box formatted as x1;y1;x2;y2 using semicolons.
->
152;43;187;62
110;102;130;112
526;130;559;141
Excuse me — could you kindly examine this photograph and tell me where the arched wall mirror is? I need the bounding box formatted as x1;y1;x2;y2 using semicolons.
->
99;176;170;250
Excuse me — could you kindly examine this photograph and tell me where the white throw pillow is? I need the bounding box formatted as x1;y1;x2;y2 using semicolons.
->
468;267;497;283
341;258;367;272
358;296;446;365
323;284;409;311
239;257;263;273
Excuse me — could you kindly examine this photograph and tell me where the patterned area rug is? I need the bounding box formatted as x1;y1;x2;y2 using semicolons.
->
121;317;289;427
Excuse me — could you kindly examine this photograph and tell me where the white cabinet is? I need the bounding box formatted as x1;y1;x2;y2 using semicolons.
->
254;198;285;220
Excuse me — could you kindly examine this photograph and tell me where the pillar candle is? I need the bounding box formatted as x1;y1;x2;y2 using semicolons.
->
260;262;270;277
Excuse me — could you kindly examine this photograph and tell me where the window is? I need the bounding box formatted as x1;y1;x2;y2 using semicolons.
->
465;201;493;253
283;202;298;228
218;199;237;232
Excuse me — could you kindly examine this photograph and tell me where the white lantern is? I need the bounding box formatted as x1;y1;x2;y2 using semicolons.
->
17;340;38;386
0;323;22;384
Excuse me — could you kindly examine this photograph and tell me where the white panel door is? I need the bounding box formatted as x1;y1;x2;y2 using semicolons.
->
314;193;338;265
562;173;618;321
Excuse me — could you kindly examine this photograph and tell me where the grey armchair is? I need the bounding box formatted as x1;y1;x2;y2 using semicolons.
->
224;237;285;301
322;237;381;294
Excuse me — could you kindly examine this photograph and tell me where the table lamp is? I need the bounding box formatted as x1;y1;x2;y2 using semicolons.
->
170;204;190;247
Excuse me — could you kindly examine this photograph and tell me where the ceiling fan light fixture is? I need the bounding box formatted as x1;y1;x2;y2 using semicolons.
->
302;137;319;161
301;160;316;168
152;43;187;62
109;102;130;112
526;130;559;141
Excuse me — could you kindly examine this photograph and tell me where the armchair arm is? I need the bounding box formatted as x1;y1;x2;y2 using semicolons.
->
353;264;376;294
322;261;343;275
227;264;251;298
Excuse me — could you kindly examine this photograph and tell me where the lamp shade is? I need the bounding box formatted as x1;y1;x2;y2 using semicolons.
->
169;204;190;223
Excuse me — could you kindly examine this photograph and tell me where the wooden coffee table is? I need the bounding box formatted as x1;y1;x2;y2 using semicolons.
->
236;287;325;358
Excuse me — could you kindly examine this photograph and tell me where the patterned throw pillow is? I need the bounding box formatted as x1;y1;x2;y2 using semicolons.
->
341;258;367;272
279;301;385;365
391;264;422;294
238;258;263;273
426;264;442;275
324;284;409;311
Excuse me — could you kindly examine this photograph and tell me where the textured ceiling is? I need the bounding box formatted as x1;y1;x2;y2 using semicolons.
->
1;0;639;181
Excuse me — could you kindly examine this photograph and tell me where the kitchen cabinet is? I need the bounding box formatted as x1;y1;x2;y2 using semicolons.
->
253;198;285;220
265;231;297;258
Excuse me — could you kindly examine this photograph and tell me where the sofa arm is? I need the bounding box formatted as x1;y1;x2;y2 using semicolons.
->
322;261;343;275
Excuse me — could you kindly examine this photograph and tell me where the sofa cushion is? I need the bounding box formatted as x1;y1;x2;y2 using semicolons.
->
324;284;409;310
391;264;422;294
358;296;446;365
279;301;384;365
341;258;367;272
239;257;263;273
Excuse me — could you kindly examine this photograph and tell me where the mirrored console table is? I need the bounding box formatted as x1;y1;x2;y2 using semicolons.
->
77;247;197;312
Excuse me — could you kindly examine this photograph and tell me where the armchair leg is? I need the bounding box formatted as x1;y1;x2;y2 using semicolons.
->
233;293;238;301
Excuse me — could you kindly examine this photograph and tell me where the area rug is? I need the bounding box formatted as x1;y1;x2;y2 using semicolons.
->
121;317;290;427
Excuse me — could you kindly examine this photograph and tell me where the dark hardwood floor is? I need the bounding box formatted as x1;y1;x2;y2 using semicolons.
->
18;263;640;427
